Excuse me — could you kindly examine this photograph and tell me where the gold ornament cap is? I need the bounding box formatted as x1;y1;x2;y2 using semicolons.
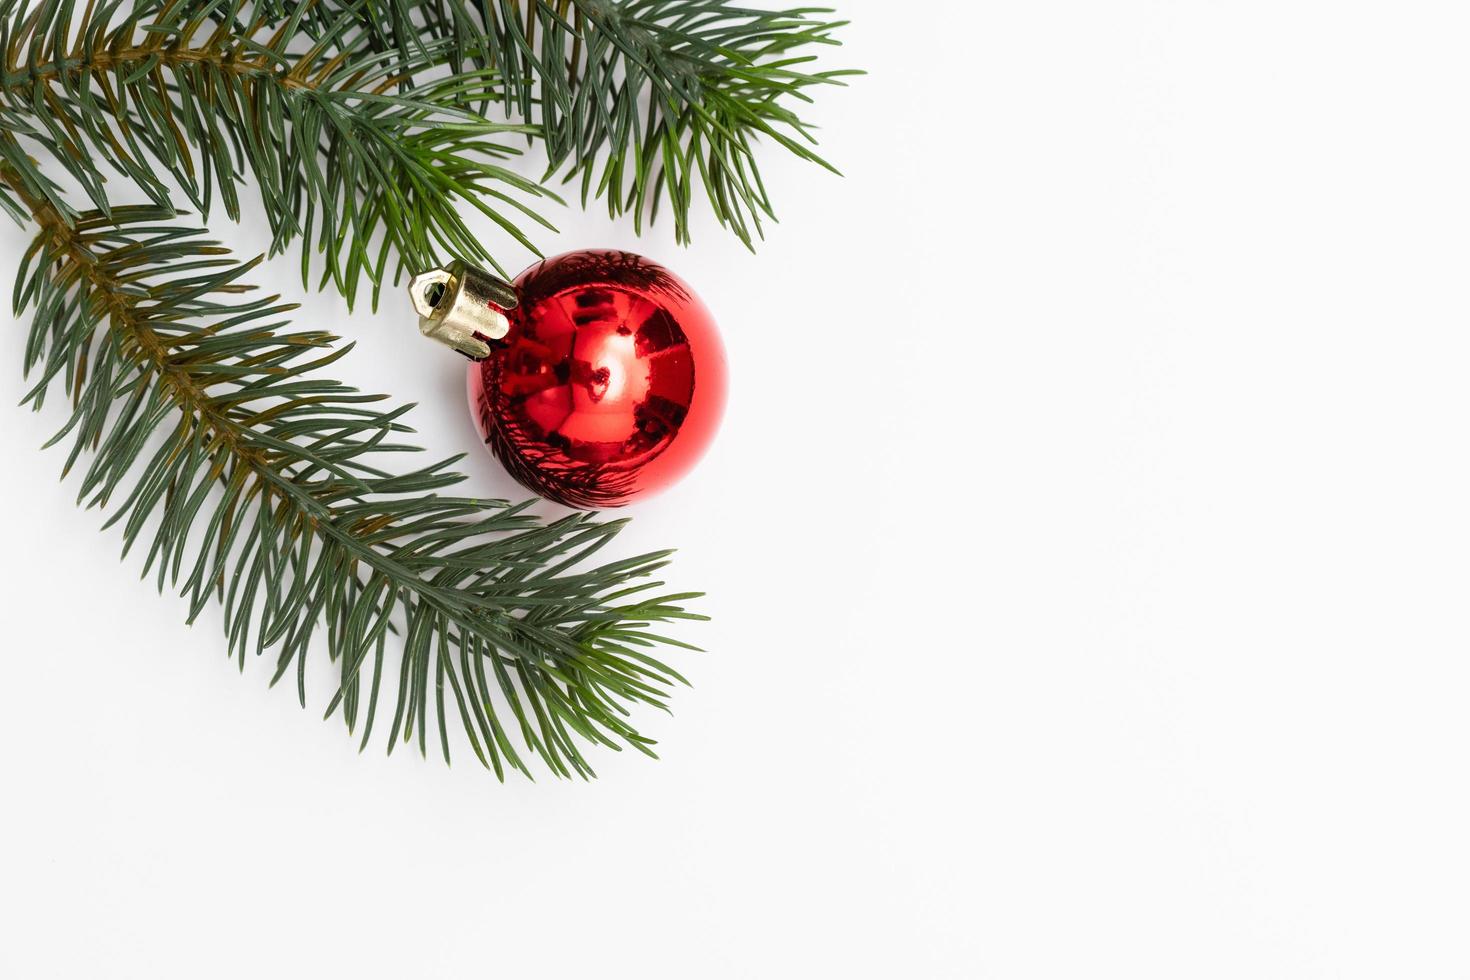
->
408;260;518;360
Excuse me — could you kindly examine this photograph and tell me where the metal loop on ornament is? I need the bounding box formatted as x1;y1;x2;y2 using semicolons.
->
409;260;518;361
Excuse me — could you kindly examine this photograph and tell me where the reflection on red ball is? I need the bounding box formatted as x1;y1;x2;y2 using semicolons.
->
468;250;727;508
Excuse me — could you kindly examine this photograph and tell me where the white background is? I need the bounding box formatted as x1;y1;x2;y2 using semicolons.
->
3;1;1470;976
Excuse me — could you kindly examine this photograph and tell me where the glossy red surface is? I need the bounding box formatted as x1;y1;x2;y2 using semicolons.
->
468;250;727;508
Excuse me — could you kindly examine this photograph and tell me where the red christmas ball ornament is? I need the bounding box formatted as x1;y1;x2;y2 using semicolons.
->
410;250;727;508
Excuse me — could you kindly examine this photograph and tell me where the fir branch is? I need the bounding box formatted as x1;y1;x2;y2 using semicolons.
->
11;185;703;779
0;0;558;307
306;0;856;247
494;1;856;246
